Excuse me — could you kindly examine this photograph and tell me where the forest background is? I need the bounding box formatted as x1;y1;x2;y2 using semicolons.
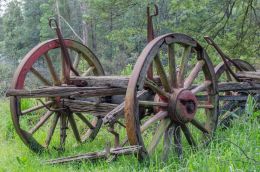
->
0;0;259;96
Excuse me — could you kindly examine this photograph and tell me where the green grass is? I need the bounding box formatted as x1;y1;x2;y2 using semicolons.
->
0;98;259;172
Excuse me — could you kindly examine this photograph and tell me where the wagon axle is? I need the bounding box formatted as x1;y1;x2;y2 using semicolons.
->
168;89;197;123
155;88;198;123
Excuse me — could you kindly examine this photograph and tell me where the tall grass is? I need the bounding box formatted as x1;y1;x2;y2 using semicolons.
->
0;97;259;172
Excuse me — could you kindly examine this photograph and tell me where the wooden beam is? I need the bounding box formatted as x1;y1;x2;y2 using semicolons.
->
236;71;260;80
70;76;162;88
62;99;117;115
189;82;260;93
6;86;126;98
218;82;260;92
70;76;130;88
196;95;260;101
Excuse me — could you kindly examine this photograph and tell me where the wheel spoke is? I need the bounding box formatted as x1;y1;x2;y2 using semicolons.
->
68;114;82;143
82;118;103;142
144;79;169;98
21;130;44;151
191;119;209;133
60;52;70;83
139;101;168;108
73;52;80;69
162;126;174;161
177;46;192;87
226;70;232;82
154;55;171;92
75;113;94;129
184;60;205;89
44;53;61;85
141;111;168;132
60;113;67;150
168;43;177;88
29;110;54;134
191;80;211;94
174;125;183;159
83;66;95;76
30;67;52;86
181;124;197;147
45;113;60;147
197;103;214;109
147;118;171;155
21;100;53;115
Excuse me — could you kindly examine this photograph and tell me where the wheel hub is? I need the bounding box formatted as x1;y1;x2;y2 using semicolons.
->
168;89;198;123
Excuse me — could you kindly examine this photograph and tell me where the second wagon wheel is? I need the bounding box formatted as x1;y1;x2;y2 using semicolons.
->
215;59;256;127
125;33;218;161
10;39;104;153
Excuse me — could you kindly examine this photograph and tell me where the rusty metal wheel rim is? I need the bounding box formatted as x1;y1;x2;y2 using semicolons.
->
215;59;256;127
10;39;104;153
125;33;218;161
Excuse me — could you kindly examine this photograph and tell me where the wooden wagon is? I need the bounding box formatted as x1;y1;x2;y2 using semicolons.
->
6;10;259;164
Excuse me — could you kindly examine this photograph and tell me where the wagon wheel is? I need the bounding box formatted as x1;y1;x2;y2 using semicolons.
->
125;33;218;161
10;39;104;153
215;59;256;127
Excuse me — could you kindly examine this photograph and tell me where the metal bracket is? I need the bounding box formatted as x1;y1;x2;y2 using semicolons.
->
48;17;79;83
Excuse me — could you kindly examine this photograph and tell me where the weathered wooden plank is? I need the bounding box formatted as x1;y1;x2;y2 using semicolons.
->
189;82;260;93
70;76;130;88
190;82;260;92
45;145;142;164
220;94;260;101
6;86;126;98
62;99;117;115
196;94;260;101
70;76;162;88
236;71;260;80
6;81;260;100
218;82;260;92
219;95;248;101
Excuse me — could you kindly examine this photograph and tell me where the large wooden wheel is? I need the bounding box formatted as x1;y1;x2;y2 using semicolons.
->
215;59;256;127
125;33;218;161
10;39;104;153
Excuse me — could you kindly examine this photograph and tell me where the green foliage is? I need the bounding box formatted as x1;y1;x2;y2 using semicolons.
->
120;64;133;76
0;0;259;73
2;0;26;63
165;0;259;67
0;99;259;171
22;0;49;50
245;95;257;116
0;62;14;96
39;1;55;41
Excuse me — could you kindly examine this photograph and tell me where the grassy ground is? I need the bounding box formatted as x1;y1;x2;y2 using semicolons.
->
0;98;259;172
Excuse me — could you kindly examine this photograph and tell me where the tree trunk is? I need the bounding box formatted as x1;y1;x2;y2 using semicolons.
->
80;2;90;46
91;20;97;52
109;10;113;59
